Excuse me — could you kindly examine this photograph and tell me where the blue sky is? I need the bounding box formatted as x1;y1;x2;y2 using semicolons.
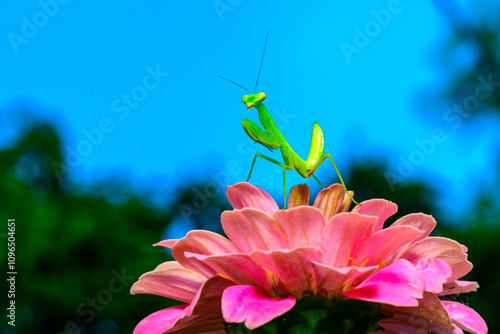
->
1;1;497;222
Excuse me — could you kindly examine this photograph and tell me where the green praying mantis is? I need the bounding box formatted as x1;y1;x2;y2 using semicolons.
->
220;31;358;207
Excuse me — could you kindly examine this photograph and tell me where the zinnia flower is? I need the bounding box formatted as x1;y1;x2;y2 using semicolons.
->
131;182;487;334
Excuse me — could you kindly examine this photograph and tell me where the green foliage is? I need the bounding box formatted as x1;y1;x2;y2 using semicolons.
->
339;159;439;226
0;121;179;333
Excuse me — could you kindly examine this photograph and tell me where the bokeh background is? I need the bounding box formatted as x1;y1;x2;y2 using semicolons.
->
1;0;499;333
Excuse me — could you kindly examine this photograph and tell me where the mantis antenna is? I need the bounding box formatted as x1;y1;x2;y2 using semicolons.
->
218;76;249;94
254;29;272;93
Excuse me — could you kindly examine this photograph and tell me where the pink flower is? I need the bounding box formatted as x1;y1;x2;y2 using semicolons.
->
131;182;487;334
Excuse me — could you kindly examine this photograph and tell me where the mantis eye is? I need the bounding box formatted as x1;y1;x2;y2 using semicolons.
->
256;92;266;102
242;95;249;104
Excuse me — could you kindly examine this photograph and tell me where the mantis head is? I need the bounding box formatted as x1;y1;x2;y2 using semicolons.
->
242;92;266;109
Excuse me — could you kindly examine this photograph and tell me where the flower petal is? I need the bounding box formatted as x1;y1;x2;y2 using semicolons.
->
442;301;488;334
221;208;288;252
186;253;273;292
320;212;378;267
352;199;398;233
401;237;472;282
154;239;178;248
311;261;378;298
131;264;206;302
390;213;436;242
171;230;239;278
133;305;188;334
180;275;234;319
134;305;226;334
227;182;279;215
251;247;322;298
412;258;451;293
378;318;429;334
381;292;454;332
272;206;325;249
135;276;233;334
287;183;310;208
378;314;457;334
439;280;479;296
313;183;346;221
352;225;423;267
340;190;354;212
222;285;296;329
342;259;424;306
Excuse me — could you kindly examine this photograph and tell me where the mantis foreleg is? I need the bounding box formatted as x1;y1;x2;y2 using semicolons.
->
247;153;294;207
242;119;280;150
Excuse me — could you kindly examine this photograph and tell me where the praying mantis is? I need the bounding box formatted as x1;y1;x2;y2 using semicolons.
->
220;31;358;207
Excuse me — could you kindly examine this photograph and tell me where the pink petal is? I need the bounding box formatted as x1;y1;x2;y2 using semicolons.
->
222;285;296;329
311;261;378;298
180;275;235;318
153;261;184;271
352;199;398;233
135;276;232;334
439;280;479;296
226;182;279;215
401;237;472;282
390;213;436;242
287;183;310;208
134;305;226;334
412;258;451;293
378;318;429;334
320;212;378;267
171;230;239;278
442;301;488;334
221;208;288;253
133;305;188;334
186;253;273;291
380;314;456;334
272;206;325;249
381;292;454;331
154;239;178;248
313;183;347;221
340;191;354;212
353;225;423;267
251;247;322;297
342;259;424;306
131;264;206;302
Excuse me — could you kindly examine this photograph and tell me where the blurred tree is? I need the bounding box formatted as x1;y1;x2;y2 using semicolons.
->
422;3;500;329
0;114;180;333
436;156;500;333
428;0;500;117
173;181;230;235
324;159;439;226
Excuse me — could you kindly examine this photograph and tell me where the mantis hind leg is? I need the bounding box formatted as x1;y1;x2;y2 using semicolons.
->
247;153;293;209
308;154;359;205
